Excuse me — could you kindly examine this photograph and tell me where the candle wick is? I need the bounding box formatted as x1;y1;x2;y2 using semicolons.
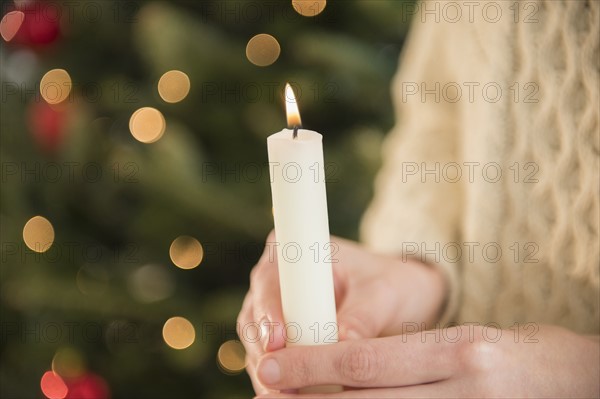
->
293;125;299;139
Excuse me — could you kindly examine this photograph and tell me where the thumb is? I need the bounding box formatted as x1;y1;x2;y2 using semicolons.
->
336;281;396;340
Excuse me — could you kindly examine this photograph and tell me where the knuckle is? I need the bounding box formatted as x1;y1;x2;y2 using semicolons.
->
237;295;251;325
458;327;498;373
339;342;383;384
236;309;244;327
250;261;269;283
250;254;276;283
249;264;261;281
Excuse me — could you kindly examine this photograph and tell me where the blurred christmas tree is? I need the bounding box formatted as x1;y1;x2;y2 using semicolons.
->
0;0;413;397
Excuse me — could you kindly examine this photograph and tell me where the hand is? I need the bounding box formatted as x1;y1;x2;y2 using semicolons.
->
237;231;447;395
253;324;600;398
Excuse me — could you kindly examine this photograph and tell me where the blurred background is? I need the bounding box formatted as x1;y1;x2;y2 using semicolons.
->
0;0;414;397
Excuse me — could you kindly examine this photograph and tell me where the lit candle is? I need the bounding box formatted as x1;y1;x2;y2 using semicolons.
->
267;84;341;393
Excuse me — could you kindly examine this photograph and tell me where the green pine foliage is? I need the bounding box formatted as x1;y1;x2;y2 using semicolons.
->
0;1;413;397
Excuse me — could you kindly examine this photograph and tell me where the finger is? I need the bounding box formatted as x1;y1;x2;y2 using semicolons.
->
255;379;458;398
327;236;397;340
238;298;279;396
248;233;286;352
251;274;285;352
246;361;272;396
237;299;266;393
331;262;346;310
256;331;459;390
237;298;263;363
336;279;397;340
238;292;262;353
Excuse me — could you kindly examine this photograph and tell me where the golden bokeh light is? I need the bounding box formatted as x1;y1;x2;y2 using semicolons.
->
246;34;281;67
158;70;190;103
52;347;85;379
169;236;203;269
0;10;24;42
23;216;55;253
217;340;247;375
40;69;72;105
129;107;166;143
292;0;327;17
162;316;195;350
40;371;68;399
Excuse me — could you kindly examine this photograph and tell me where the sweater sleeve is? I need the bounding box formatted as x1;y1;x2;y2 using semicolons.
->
360;14;464;325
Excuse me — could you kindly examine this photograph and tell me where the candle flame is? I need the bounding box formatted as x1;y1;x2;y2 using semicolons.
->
285;83;302;128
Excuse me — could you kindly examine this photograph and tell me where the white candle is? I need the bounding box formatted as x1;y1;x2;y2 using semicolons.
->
267;84;339;349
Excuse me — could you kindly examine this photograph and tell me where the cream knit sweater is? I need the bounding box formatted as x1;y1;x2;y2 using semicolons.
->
361;0;599;334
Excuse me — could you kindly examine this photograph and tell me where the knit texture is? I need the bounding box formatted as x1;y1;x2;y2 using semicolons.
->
361;0;599;334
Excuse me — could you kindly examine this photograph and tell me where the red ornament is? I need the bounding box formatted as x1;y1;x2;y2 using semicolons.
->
12;1;61;46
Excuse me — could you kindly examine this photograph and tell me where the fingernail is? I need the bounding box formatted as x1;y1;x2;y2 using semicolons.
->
260;317;271;351
258;358;281;385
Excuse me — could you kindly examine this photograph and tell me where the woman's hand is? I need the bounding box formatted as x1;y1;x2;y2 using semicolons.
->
237;231;447;395
253;324;600;398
